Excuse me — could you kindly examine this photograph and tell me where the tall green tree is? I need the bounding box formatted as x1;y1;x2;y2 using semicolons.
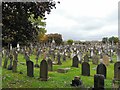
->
2;1;58;47
109;36;119;44
46;33;63;45
67;39;73;45
102;37;108;44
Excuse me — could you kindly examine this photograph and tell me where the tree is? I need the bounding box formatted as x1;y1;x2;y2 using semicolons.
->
109;36;119;44
102;37;108;44
46;33;63;45
67;39;73;45
2;1;58;47
102;36;119;45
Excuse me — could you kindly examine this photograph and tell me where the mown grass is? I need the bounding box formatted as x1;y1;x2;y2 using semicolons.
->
2;54;117;88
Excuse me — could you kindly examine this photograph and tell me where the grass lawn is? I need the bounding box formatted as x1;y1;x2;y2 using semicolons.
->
1;54;117;88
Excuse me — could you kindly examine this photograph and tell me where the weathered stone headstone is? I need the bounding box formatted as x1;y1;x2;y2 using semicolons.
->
27;60;34;77
57;68;70;73
94;74;105;89
24;52;30;65
3;55;9;68
63;52;66;61
114;62;120;80
57;53;62;65
8;54;13;70
40;60;48;81
71;76;82;87
117;48;120;61
47;59;53;71
92;55;99;65
72;55;79;68
84;54;89;62
12;60;17;72
97;63;107;78
81;62;90;76
102;55;109;66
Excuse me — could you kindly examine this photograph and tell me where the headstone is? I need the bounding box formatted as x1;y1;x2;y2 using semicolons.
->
102;55;109;66
3;55;9;68
97;63;107;78
114;62;120;80
57;53;62;65
57;68;70;73
94;74;105;89
24;52;30;65
84;54;89;62
8;54;13;70
47;59;53;71
117;48;120;61
63;52;66;61
81;62;90;76
40;60;48;81
92;55;99;65
71;76;82;87
27;60;34;77
72;55;79;68
12;60;17;72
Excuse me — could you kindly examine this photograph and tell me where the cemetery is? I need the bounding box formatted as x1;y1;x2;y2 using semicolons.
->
2;40;120;89
1;1;120;89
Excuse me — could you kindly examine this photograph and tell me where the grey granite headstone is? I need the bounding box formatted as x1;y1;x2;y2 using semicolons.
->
94;74;105;89
97;63;107;79
27;60;34;77
81;62;90;76
40;60;48;81
72;55;79;68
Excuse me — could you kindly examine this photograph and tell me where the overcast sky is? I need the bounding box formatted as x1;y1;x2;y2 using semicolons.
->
45;0;119;41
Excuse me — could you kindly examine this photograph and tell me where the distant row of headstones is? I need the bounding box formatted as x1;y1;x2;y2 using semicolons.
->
3;54;120;81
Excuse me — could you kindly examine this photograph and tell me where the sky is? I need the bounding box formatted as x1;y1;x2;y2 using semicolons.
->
45;0;119;41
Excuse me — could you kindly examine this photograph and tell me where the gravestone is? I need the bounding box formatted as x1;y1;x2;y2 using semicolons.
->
47;59;53;71
3;55;9;68
57;68;70;73
12;60;17;72
114;62;120;80
81;62;90;76
72;55;79;68
57;53;62;65
94;74;105;89
102;55;109;66
63;52;66;61
27;60;34;77
92;54;99;65
40;60;48;81
8;54;13;70
117;48;120;61
97;63;107;78
84;54;89;62
24;52;30;65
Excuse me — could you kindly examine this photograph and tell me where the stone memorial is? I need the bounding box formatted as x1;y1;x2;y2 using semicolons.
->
27;60;34;77
102;55;109;66
94;74;105;89
40;60;48;81
97;63;107;78
72;55;79;68
81;62;90;76
114;62;120;80
47;58;53;71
